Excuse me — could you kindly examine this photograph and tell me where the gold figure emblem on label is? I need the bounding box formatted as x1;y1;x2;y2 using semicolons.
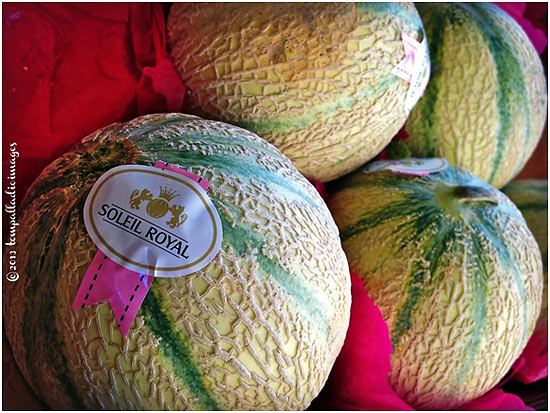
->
129;186;188;228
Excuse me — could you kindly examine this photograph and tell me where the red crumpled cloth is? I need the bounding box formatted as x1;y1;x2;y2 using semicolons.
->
513;327;549;384
2;3;185;206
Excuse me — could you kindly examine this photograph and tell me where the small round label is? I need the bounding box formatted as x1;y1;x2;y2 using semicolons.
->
83;165;222;277
364;158;449;176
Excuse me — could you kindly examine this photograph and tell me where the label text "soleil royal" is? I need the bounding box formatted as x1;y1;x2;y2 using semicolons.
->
98;204;190;259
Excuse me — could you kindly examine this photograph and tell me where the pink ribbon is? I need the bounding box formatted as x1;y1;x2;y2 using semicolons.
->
72;162;209;335
72;253;153;335
391;32;424;84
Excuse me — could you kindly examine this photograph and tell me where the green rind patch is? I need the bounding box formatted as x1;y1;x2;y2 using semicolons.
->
141;289;221;411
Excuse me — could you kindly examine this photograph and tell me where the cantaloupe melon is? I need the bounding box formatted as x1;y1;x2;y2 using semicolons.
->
3;113;351;410
167;3;429;182
328;160;543;409
402;3;547;189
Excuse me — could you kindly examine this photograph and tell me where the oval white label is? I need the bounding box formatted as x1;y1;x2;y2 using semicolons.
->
364;158;449;176
83;165;222;277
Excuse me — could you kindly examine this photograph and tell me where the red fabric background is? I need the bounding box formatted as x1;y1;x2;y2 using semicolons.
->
2;3;185;207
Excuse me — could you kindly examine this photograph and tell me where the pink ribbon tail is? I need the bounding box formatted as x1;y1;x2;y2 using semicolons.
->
72;251;153;336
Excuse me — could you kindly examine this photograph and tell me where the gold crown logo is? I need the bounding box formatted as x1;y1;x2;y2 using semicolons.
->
129;186;187;227
158;186;179;202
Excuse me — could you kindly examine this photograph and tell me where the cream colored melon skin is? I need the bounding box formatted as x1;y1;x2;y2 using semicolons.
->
3;114;351;410
502;180;548;338
167;3;429;182
404;3;547;189
329;167;543;409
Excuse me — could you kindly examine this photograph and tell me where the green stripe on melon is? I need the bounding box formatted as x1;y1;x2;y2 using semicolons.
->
3;113;351;410
141;288;220;410
328;163;543;409
402;3;547;189
167;3;429;182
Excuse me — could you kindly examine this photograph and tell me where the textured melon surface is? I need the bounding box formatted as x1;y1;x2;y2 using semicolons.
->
502;180;548;335
167;3;428;182
3;113;351;410
328;164;543;409
403;3;547;189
